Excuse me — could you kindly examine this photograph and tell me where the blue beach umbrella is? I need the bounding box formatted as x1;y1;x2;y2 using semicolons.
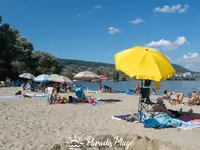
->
34;74;50;82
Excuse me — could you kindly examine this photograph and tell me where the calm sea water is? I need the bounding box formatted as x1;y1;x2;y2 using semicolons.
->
74;80;200;95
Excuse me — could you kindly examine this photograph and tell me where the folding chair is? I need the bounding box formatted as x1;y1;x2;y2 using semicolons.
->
138;80;156;122
139;88;156;112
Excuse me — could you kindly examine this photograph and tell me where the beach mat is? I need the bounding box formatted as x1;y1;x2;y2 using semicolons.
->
179;114;200;122
0;95;24;99
112;90;126;93
0;94;47;99
112;114;131;120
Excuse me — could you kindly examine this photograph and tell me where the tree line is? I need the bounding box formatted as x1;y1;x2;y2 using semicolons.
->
0;16;62;80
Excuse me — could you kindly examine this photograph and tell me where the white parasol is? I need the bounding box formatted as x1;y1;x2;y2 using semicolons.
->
19;73;35;80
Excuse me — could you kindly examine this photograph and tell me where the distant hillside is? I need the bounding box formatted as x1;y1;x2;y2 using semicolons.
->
171;64;191;73
58;58;194;73
58;58;114;67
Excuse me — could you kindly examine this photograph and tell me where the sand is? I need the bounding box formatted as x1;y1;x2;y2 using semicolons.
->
0;87;200;150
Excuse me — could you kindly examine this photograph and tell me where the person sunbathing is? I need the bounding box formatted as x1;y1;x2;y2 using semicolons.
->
187;91;200;105
15;90;31;98
162;90;184;105
153;97;193;118
162;89;173;99
169;92;184;105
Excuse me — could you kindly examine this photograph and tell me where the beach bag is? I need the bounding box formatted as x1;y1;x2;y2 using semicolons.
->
15;90;22;95
68;96;74;103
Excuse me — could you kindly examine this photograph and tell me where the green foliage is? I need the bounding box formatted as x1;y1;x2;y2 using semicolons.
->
112;71;120;81
63;73;73;79
32;51;62;74
58;58;195;73
0;16;62;79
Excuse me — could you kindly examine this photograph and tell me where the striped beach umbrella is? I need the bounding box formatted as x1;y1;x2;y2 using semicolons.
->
73;71;100;80
48;75;72;83
34;74;50;82
99;75;108;80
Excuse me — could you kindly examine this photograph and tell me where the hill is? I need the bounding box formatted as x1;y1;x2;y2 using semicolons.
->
58;58;193;73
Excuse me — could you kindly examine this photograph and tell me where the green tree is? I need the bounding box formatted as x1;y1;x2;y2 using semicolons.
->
63;73;73;79
0;16;35;78
113;70;120;81
32;51;62;75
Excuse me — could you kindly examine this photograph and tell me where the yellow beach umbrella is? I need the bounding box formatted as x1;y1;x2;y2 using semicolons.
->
115;46;176;81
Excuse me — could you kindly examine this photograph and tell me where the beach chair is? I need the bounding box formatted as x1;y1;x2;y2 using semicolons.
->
138;81;156;113
75;87;87;100
68;87;88;103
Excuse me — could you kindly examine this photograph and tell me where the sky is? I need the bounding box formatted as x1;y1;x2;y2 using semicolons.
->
1;0;200;71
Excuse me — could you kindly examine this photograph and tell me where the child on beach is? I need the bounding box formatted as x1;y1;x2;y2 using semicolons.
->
45;85;57;105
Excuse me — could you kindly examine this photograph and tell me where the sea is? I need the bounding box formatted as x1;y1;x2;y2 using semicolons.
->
74;80;200;96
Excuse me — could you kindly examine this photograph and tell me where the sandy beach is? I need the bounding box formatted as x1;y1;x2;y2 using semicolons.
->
0;87;200;150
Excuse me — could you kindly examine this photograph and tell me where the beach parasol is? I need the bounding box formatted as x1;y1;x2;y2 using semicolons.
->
115;46;176;121
115;46;176;81
34;74;50;82
91;75;108;81
91;75;109;86
73;71;100;80
99;75;108;80
48;75;72;83
19;73;35;80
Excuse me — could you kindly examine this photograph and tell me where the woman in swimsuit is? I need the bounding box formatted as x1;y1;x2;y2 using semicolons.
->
169;92;184;105
187;91;200;105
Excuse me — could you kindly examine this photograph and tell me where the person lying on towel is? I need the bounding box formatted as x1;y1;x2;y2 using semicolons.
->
15;90;31;98
153;97;192;118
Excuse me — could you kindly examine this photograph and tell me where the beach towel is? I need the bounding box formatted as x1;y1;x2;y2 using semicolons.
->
112;114;132;120
112;90;126;93
25;93;48;98
0;95;24;99
126;90;135;95
95;101;106;105
179;114;200;122
178;121;200;130
142;113;182;128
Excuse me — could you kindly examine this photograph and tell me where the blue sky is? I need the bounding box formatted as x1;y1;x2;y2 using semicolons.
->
1;0;200;71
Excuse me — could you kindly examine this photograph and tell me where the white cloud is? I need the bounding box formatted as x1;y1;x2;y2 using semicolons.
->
177;53;200;71
178;52;200;63
146;36;188;51
130;17;144;24
77;5;101;17
108;27;120;34
154;4;189;13
94;5;101;9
